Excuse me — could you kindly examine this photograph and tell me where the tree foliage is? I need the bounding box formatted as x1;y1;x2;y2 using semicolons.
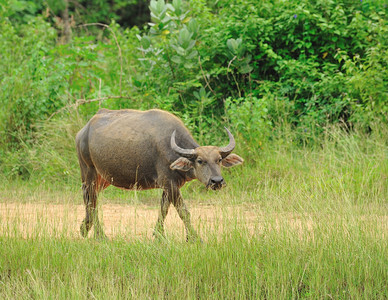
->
0;0;387;180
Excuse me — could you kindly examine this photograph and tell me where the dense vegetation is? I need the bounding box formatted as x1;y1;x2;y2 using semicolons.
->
0;1;387;298
0;0;387;183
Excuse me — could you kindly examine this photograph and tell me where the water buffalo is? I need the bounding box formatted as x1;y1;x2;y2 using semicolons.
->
75;108;243;241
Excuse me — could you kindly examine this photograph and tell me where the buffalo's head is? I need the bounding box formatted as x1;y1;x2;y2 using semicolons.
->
169;128;244;190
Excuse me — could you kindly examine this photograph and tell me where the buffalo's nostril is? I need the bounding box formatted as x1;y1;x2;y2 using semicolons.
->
207;176;225;190
210;176;224;185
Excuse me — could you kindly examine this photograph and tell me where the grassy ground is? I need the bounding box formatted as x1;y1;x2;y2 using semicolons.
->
0;128;387;299
0;202;386;299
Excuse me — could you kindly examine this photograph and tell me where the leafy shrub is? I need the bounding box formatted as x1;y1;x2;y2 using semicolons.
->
225;96;271;154
0;0;387;181
0;16;58;149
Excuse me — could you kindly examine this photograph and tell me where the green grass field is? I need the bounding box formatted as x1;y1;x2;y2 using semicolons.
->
1;129;387;299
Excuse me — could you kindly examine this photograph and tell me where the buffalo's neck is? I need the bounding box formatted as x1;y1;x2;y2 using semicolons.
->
174;130;199;149
184;168;196;182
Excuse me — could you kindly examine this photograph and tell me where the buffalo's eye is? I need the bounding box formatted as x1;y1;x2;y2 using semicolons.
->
197;159;204;165
217;158;222;164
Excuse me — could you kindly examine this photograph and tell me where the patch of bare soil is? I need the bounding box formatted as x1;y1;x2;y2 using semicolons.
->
1;202;386;240
1;203;260;239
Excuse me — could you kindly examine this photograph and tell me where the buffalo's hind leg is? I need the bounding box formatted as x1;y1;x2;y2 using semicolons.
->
80;182;94;237
153;191;171;239
79;167;107;239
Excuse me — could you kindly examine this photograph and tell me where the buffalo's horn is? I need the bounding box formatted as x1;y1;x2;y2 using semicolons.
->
171;130;197;158
219;127;236;158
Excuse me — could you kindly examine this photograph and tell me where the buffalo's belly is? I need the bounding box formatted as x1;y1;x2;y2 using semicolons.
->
88;134;161;189
112;177;159;190
95;161;158;189
95;163;159;190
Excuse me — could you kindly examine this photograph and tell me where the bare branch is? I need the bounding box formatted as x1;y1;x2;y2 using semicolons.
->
47;96;134;121
198;56;216;96
227;56;241;98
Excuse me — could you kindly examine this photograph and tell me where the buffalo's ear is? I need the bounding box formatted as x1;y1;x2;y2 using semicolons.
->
222;153;244;168
170;157;193;172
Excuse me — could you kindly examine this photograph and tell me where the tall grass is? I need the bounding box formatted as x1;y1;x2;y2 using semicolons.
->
1;207;387;299
0;119;387;299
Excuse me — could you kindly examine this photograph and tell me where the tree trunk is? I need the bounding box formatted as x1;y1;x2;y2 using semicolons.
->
62;0;71;44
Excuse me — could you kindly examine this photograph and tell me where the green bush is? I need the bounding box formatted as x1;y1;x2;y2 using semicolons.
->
0;0;387;181
134;0;387;139
225;96;271;154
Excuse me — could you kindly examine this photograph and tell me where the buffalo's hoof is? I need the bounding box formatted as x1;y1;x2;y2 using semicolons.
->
153;230;167;241
94;232;108;241
94;226;108;240
80;222;91;238
186;235;203;244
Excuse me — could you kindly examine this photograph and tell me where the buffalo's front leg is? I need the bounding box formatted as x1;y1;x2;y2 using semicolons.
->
172;190;201;242
153;191;171;239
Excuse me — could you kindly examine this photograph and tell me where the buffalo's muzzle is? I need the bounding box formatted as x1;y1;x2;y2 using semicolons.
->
207;176;225;190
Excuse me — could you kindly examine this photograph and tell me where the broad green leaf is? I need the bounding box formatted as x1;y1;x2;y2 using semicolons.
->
239;64;253;74
171;55;182;64
186;50;198;60
140;36;151;49
227;38;238;54
184;62;194;69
